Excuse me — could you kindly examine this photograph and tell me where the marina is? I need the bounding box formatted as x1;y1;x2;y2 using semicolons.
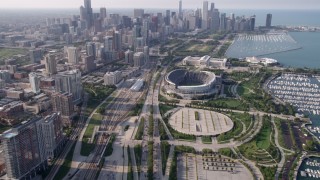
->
298;157;320;180
226;32;301;58
267;73;320;115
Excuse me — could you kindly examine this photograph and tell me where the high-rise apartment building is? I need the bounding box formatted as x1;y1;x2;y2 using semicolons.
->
55;69;82;104
113;31;122;51
67;47;79;64
35;112;64;159
104;36;114;52
29;49;43;63
125;50;134;64
1;114;64;179
86;42;96;59
266;14;272;28
104;71;122;85
83;55;96;72
0;70;11;83
52;92;74;117
44;54;57;76
133;52;145;67
29;72;40;94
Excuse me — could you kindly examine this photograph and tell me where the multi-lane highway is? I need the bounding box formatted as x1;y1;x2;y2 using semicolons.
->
73;76;148;180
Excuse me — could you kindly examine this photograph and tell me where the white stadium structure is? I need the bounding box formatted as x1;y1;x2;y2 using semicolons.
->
164;69;219;99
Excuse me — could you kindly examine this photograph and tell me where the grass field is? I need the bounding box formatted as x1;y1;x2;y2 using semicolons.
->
201;136;212;144
161;141;170;175
81;113;103;156
186;44;212;52
195;98;249;111
238;115;280;164
0;48;27;58
256;120;272;149
159;104;177;116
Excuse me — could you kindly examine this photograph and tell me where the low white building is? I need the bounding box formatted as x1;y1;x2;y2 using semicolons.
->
246;57;278;66
104;71;122;85
182;55;227;69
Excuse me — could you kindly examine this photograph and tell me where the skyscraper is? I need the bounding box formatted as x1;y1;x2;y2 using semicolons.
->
113;31;122;51
211;9;220;31
104;36;114;52
142;20;149;46
1;118;44;179
250;15;256;31
55;69;82;104
44;54;57;76
29;72;40;93
84;0;93;28
266;14;272;28
202;1;209;29
29;49;43;63
133;9;144;18
220;13;226;31
80;6;86;21
86;42;96;59
100;7;107;19
67;47;79;64
35;113;64;159
133;52;145;67
179;0;183;19
210;2;215;11
165;10;171;25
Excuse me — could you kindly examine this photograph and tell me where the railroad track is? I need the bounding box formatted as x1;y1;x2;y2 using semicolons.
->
80;86;143;179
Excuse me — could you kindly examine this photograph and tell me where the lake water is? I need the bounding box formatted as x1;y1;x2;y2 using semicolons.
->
297;156;320;180
226;32;320;68
225;33;301;59
268;32;320;68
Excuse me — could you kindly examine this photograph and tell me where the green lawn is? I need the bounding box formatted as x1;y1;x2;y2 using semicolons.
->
201;136;212;144
104;134;116;157
259;165;277;180
0;48;28;64
159;104;177;116
194;98;249;111
161;141;170;175
238;115;280;163
80;85;115;156
147;141;154;180
256;121;272;149
81;113;103;156
218;148;237;158
135;117;145;140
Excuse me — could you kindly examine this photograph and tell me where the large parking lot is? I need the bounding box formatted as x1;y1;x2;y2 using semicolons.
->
169;108;234;136
177;153;253;180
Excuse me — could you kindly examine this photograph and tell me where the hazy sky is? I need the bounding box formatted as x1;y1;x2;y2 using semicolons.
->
1;0;320;9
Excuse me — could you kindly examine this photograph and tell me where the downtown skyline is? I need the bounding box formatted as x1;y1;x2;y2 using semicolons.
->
1;0;320;10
